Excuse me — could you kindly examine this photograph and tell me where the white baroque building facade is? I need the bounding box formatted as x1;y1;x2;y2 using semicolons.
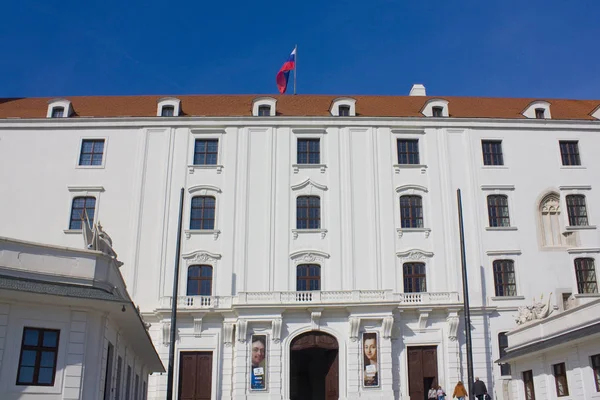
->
0;89;599;400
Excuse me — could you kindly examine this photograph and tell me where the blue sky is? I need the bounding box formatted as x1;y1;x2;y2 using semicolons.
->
2;0;599;99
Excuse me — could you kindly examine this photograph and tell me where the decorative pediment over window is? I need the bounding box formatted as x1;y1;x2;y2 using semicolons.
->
291;178;328;195
395;184;428;194
182;250;222;265
188;185;222;195
290;250;330;265
252;97;277;116
396;249;434;262
421;99;449;117
157;97;181;117
522;100;551;119
47;98;73;118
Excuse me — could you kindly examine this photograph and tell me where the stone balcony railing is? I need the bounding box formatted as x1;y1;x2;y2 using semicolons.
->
159;290;460;310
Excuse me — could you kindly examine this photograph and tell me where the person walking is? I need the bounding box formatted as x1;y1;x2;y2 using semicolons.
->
473;377;488;400
452;381;468;400
428;384;438;400
436;385;446;400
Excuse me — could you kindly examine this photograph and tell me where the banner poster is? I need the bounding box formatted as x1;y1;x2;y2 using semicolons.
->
362;332;380;387
250;334;267;390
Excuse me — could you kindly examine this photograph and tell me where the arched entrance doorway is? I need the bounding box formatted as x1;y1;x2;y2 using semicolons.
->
290;331;339;400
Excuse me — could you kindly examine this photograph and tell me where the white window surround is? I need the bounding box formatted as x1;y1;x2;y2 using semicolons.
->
252;97;277;116
181;250;222;297
557;137;585;169
290;250;330;290
590;105;600;120
566;249;599;297
75;137;108;169
486;250;522;300
395;249;433;293
291;178;328;239
559;185;596;230
330;98;356;117
480;137;509;169
391;129;427;174
185;185;221;240
188;128;226;174
522;100;551;119
156;97;181;117
47;99;72;118
63;185;104;234
421;99;449;117
292;128;327;174
395;184;431;238
481;184;517;231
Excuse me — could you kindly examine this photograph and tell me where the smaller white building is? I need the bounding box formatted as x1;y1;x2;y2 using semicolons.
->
0;236;164;400
498;298;600;400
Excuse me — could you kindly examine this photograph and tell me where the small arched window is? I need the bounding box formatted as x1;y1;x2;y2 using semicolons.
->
69;196;96;230
574;258;597;294
190;196;216;230
296;196;320;229
187;265;213;296
400;195;423;228
338;105;351;116
258;105;271;116
487;195;510;227
51;107;65;118
296;264;320;291
403;262;426;293
539;193;567;247
161;105;175;117
493;260;516;296
566;195;588;226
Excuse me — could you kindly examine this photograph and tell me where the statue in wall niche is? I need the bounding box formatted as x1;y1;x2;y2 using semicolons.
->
515;293;553;325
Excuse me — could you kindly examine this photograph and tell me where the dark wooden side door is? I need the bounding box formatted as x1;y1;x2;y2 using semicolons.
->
325;350;339;400
179;352;212;400
408;346;438;400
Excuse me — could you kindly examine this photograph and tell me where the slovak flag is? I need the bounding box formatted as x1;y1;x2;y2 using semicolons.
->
276;47;296;94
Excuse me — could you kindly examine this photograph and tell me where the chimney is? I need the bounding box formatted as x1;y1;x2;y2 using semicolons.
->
409;84;426;96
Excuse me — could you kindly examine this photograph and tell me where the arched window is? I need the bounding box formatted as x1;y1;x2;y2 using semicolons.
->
258;105;271;116
296;264;321;291
69;196;96;230
539;193;566;247
190;196;215;230
400;195;423;228
566;195;588;226
403;262;426;293
296;196;320;229
574;258;598;294
493;260;517;296
487;195;510;227
187;265;213;296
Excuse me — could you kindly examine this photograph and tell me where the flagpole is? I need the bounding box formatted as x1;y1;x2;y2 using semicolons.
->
293;44;297;95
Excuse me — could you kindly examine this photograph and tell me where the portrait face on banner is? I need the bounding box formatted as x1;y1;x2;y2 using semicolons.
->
362;332;379;387
250;334;267;390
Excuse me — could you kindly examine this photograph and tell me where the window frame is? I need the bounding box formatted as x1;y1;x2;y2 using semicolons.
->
338;105;351;116
400;195;424;228
51;107;64;118
190;196;216;230
591;354;600;392
493;260;517;297
497;332;511;376
103;342;114;400
487;194;511;227
193;138;219;166
292;128;327;173
78;138;106;167
566;194;589;227
559;140;581;166
258;105;272;116
297;138;321;165
296;195;321;230
188;129;225;173
296;264;321;291
68;196;97;231
574;258;598;294
161;105;175;117
76;137;108;169
523;370;536;400
397;138;420;165
481;139;504;166
403;262;427;293
16;327;60;386
431;106;443;117
186;265;214;296
553;362;569;397
535;108;546;119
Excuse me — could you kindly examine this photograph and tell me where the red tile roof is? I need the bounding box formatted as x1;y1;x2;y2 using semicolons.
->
0;95;599;120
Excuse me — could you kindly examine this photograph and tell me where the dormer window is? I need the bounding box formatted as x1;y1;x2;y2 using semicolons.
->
51;107;64;118
252;97;277;116
432;106;443;117
339;105;350;117
258;105;271;116
161;105;175;117
156;97;181;117
330;98;356;117
421;99;449;118
535;108;545;119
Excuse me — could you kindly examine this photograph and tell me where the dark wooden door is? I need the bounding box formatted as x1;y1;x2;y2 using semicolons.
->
325;351;339;400
408;346;438;400
178;352;212;400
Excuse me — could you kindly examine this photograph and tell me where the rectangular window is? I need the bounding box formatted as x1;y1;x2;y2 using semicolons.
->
523;370;535;400
403;262;427;293
297;139;320;164
115;356;122;400
103;342;114;400
559;140;581;166
16;327;60;386
553;362;569;397
297;264;321;291
498;333;511;376
493;260;517;296
193;139;218;165
482;140;504;166
258;105;271;116
400;195;424;228
79;139;105;166
432;106;443;117
69;196;96;230
487;195;510;227
190;196;216;230
339;105;350;116
592;354;600;392
51;107;64;118
296;196;320;229
535;108;545;119
125;365;132;400
575;258;598;294
566;195;589;226
161;105;174;117
397;139;420;165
